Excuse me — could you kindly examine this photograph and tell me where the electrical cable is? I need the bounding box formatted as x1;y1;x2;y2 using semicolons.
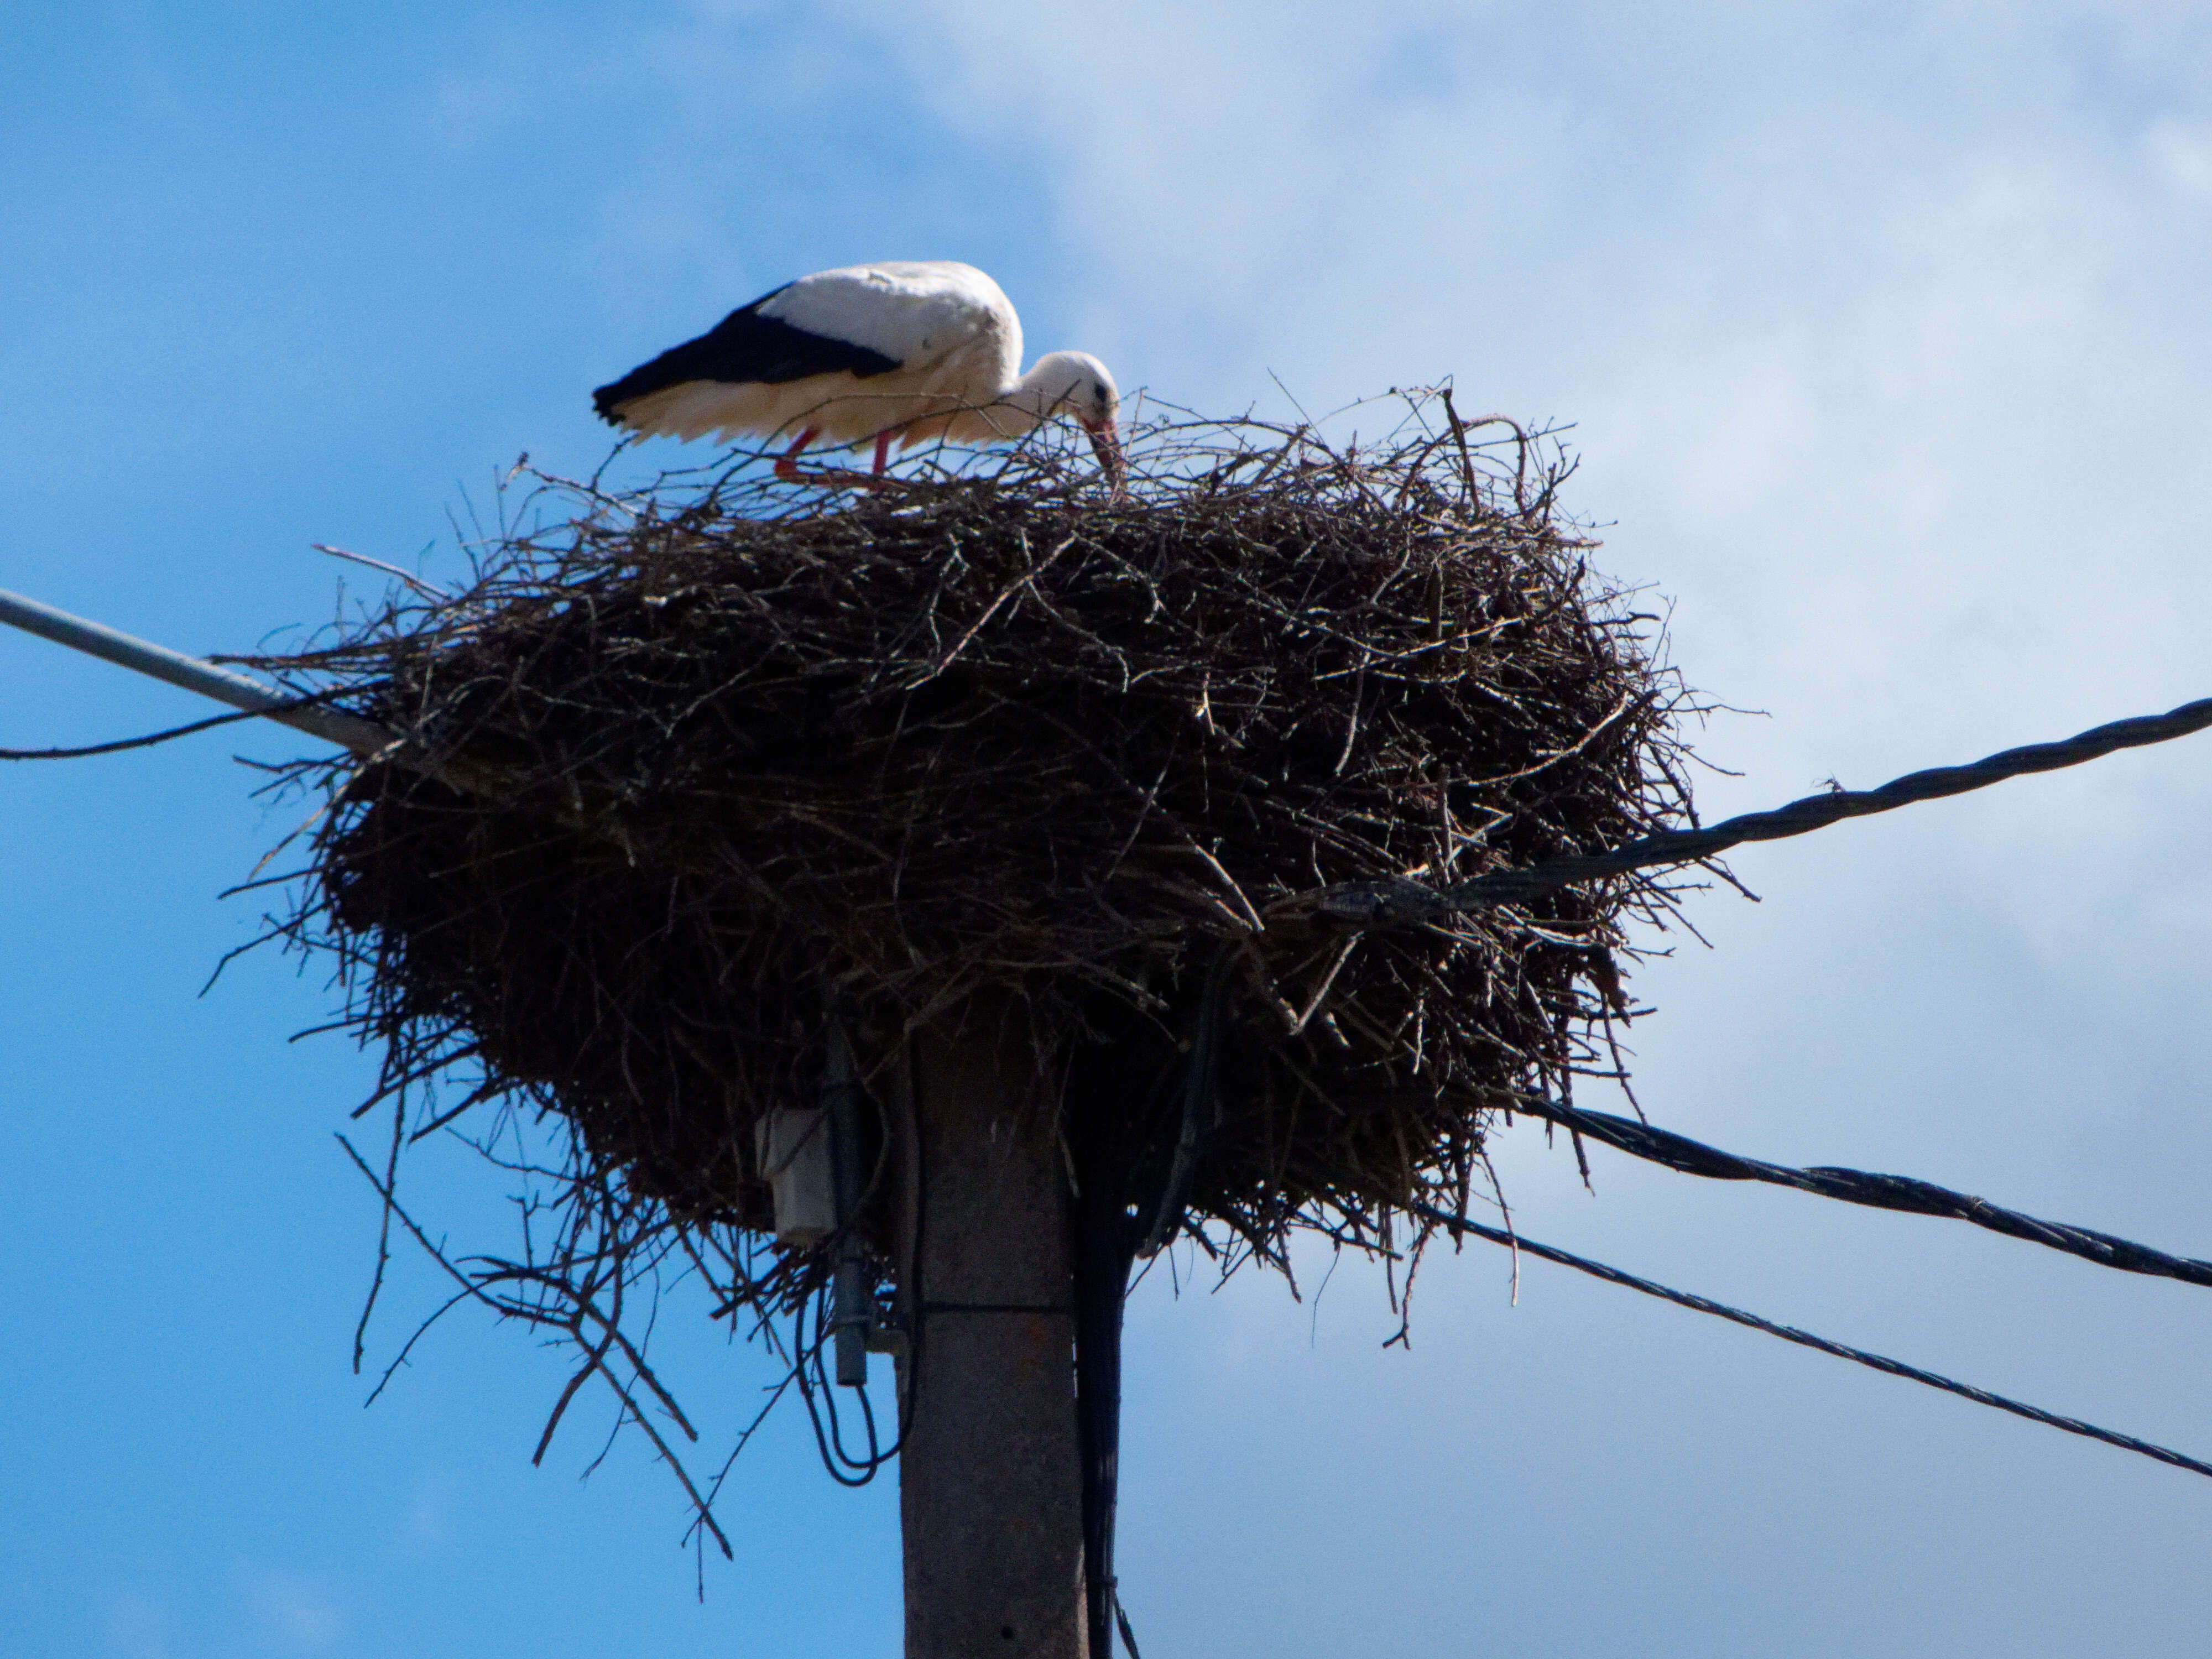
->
0;705;270;759
1403;1198;2212;1481
1508;1095;2212;1291
793;1286;902;1486
1317;695;2212;925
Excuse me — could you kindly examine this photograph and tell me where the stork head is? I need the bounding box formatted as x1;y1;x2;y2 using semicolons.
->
1021;350;1125;493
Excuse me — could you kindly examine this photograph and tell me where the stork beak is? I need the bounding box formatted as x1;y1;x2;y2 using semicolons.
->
1086;419;1126;499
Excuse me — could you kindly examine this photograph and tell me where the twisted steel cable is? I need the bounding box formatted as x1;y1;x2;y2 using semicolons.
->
1512;1097;2212;1291
1318;695;2212;925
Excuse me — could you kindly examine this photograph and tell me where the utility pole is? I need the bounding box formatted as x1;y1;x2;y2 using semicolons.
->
898;1004;1088;1658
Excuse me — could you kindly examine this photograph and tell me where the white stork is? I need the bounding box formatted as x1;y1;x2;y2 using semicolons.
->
592;260;1124;487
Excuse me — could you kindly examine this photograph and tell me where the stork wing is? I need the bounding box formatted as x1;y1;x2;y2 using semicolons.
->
592;285;904;424
759;262;1018;373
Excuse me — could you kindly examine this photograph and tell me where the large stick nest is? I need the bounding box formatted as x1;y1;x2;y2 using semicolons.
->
262;397;1697;1311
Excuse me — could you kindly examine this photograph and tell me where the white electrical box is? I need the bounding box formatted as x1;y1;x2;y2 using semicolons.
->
754;1105;836;1246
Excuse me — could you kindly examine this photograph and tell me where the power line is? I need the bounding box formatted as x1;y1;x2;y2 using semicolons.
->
1318;695;2212;925
1404;1199;2212;1482
1;706;266;759
1509;1096;2212;1291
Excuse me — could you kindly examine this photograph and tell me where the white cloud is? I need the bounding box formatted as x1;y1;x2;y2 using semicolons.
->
408;1474;451;1546
102;1590;174;1659
235;1563;345;1655
776;4;2212;789
2148;118;2212;201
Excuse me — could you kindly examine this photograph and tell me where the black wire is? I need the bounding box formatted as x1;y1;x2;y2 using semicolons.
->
792;1286;902;1486
0;705;267;759
1402;1199;2212;1482
1136;946;1234;1256
818;1342;882;1471
816;1305;889;1473
793;1293;877;1486
1074;967;1232;1658
1320;695;2212;925
1509;1095;2212;1291
1113;1592;1145;1659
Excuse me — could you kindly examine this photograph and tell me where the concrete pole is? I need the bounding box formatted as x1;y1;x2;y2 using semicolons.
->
899;1003;1087;1659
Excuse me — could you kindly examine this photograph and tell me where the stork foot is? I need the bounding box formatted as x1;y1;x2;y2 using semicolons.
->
773;427;822;482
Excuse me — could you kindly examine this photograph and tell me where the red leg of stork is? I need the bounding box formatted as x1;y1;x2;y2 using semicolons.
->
872;430;894;476
773;426;821;481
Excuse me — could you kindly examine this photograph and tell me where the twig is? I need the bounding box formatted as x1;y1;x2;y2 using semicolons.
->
312;544;453;602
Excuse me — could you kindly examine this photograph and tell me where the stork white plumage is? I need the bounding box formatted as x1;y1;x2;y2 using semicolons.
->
592;261;1124;488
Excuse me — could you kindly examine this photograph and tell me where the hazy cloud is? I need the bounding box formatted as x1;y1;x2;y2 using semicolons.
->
102;1591;174;1659
235;1564;344;1655
2148;117;2212;200
408;1474;451;1547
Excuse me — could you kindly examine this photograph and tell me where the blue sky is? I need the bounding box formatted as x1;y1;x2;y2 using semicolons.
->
7;3;2212;1655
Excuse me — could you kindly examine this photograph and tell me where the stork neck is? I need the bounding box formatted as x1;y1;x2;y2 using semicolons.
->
994;364;1063;432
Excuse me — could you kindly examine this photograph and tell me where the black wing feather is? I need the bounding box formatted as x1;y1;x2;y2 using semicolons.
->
592;284;904;423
